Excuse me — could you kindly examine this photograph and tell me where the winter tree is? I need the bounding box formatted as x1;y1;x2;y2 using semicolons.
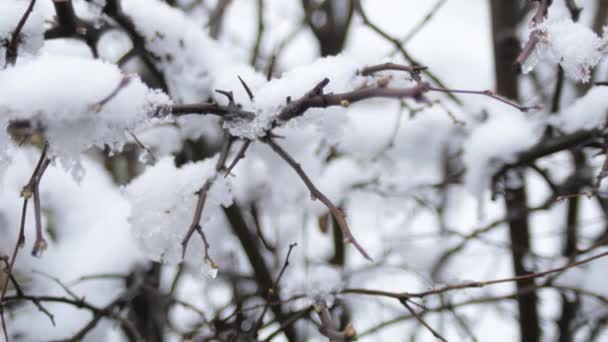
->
1;0;608;341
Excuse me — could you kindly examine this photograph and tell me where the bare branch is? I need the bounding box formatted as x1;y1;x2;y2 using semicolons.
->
265;138;372;260
4;0;38;67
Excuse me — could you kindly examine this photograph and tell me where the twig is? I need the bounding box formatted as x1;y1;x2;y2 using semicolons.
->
343;249;608;300
128;130;157;163
250;0;265;67
359;63;427;76
180;135;232;263
400;0;448;45
255;243;297;333
400;298;448;342
238;76;255;102
0;144;50;335
90;75;132;112
32;271;78;300
31;157;51;257
265;138;372;260
426;86;543;112
225;139;252;177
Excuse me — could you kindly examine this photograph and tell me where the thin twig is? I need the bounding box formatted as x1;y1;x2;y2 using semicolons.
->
427;86;542;112
255;243;297;333
250;0;265;67
359;63;427;76
1;144;49;333
343;249;608;300
225;139;252;177
400;298;448;342
89;75;132;112
238;76;255;102
128;130;157;164
400;0;448;45
180;135;232;263
265;138;372;260
31;157;51;257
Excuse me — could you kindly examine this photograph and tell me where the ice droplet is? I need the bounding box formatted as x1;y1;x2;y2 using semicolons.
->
205;260;219;279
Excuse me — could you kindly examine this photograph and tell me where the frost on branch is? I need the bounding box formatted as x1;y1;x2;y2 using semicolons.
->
521;18;608;82
0;1;44;66
125;156;232;266
0;55;170;177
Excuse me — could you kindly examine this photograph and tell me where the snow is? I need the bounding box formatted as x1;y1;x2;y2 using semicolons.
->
0;55;170;177
125;156;232;266
552;86;608;133
122;0;262;104
3;1;608;341
463;105;543;197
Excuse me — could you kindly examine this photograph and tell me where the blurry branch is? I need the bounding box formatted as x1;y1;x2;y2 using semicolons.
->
355;280;608;339
250;0;265;67
342;249;608;300
223;203;298;342
492;128;602;196
254;243;297;336
205;0;233;38
5;280;143;341
102;0;167;91
44;0;166;89
1;258;55;326
32;271;78;301
354;0;460;104
400;298;447;342
4;0;37;67
564;0;582;21
315;300;357;342
426;86;542;112
359;63;428;76
262;306;314;341
399;0;448;46
1;272;146;341
45;0;110;57
593;0;608;34
301;0;355;56
356;286;536;338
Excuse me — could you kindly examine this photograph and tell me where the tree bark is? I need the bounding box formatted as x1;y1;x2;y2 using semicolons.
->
490;1;541;341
